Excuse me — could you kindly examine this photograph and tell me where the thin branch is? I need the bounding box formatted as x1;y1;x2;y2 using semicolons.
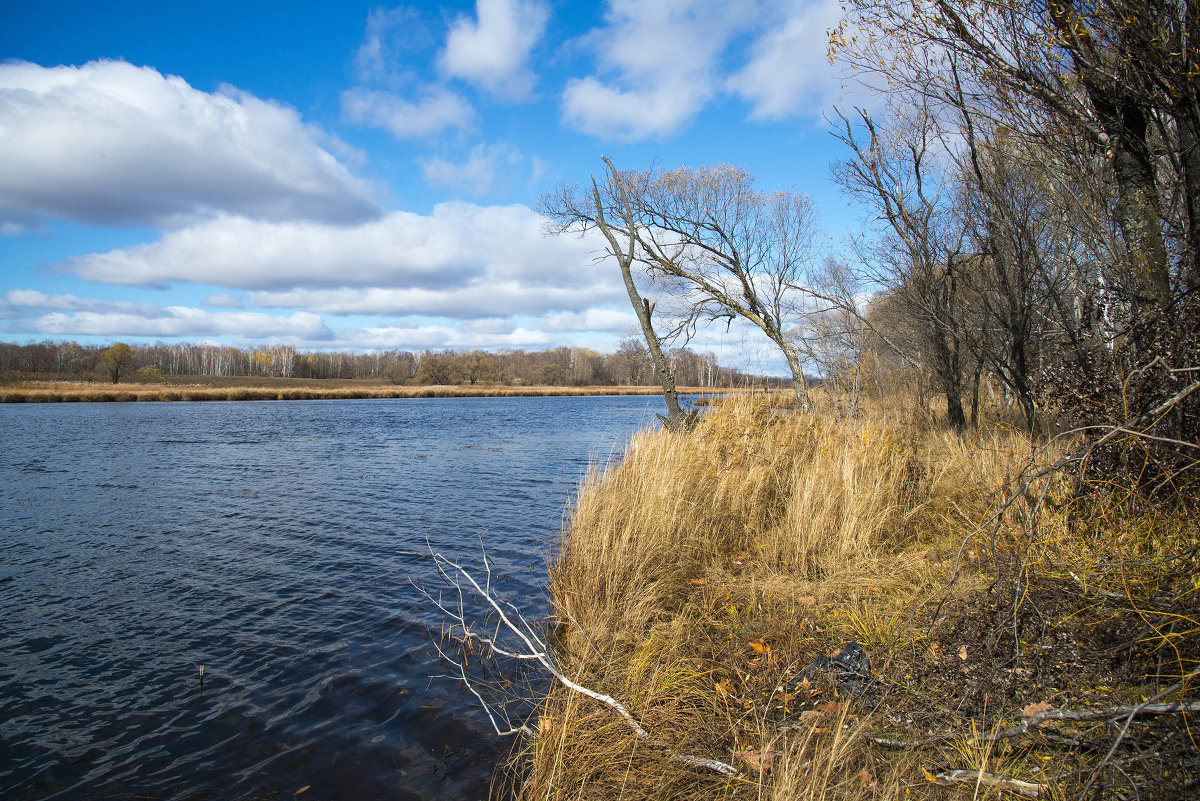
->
417;543;740;777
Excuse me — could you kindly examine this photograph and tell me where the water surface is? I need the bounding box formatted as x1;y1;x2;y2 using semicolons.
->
0;395;662;800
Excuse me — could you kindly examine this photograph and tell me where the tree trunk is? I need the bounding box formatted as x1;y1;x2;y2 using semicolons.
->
777;339;812;410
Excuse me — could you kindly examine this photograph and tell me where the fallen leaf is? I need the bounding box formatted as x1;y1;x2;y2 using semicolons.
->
856;768;872;788
959;645;968;661
798;710;823;723
295;787;311;796
1021;701;1054;717
817;701;846;715
748;640;770;654
715;679;733;699
690;578;707;586
736;748;776;772
797;595;817;606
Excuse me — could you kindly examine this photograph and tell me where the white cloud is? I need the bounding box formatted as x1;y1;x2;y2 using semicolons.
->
13;308;332;341
541;308;636;333
420;142;524;195
204;293;245;308
438;0;549;101
0;60;379;229
726;0;847;119
354;6;430;82
341;86;475;138
58;202;607;293
0;289;162;316
561;0;755;140
246;282;623;318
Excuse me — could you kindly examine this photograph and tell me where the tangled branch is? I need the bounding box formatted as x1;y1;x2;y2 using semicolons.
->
415;542;740;777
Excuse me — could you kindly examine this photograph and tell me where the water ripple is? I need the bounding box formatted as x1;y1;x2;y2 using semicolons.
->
0;395;660;800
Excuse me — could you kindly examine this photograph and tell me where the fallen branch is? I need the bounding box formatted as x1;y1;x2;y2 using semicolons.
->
866;698;1200;749
933;769;1045;798
416;542;741;777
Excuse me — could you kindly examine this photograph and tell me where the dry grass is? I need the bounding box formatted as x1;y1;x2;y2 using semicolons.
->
505;394;1198;800
0;379;731;403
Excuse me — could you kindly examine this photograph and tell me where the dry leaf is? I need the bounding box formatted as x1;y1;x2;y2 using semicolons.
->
736;748;776;772
798;595;817;606
817;701;846;715
715;679;733;699
1021;701;1054;717
856;768;872;788
690;578;707;585
295;788;311;796
798;709;823;723
748;640;770;654
959;645;968;661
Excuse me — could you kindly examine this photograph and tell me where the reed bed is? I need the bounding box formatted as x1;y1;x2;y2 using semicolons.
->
508;395;1197;800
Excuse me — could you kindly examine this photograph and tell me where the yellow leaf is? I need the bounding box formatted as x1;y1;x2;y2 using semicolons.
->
295;787;311;796
922;767;937;782
748;640;770;654
958;645;968;660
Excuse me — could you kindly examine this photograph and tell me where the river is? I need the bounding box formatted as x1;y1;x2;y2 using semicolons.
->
0;395;664;800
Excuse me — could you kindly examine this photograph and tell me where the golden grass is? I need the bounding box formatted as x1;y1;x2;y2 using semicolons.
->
0;379;732;403
510;394;1196;800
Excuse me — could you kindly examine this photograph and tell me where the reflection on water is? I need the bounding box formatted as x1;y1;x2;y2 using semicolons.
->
0;396;660;800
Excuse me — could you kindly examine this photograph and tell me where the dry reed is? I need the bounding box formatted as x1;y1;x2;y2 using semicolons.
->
509;394;1195;800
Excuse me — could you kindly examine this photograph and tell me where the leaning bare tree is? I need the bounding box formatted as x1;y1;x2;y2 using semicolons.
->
618;162;821;408
544;158;822;410
539;158;694;431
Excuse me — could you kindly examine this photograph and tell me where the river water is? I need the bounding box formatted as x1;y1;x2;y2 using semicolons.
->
0;395;664;800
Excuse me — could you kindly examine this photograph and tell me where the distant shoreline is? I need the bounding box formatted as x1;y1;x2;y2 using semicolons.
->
0;379;737;403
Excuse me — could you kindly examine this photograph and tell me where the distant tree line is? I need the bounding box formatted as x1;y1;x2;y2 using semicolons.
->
0;339;775;388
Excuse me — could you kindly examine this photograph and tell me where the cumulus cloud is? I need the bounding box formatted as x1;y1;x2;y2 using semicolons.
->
438;0;549;101
561;0;754;140
420;142;524;195
246;282;623;319
341;86;475;138
57;202;606;293
0;60;380;229
7;307;332;341
726;0;848;119
541;308;637;333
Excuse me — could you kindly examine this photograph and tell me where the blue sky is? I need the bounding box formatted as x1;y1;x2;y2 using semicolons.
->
0;0;869;371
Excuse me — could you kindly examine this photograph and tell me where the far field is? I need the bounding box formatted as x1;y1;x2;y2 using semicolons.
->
0;375;734;403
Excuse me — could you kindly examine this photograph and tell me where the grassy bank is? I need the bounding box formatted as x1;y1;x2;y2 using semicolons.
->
508;396;1198;799
0;378;730;403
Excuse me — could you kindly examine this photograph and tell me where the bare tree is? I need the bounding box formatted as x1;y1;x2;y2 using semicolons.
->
540;158;694;431
618;163;821;408
544;159;822;410
831;103;972;429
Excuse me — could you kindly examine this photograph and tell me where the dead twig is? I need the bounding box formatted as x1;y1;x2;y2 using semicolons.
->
415;541;742;777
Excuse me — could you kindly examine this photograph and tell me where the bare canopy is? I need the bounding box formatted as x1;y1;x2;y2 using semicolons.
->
543;160;821;408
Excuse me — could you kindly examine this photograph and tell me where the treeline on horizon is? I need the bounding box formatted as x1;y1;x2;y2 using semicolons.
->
0;339;783;388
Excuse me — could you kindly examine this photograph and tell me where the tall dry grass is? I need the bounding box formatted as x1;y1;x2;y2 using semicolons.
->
513;395;1051;800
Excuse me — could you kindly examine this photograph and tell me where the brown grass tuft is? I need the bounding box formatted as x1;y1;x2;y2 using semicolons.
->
511;394;1196;800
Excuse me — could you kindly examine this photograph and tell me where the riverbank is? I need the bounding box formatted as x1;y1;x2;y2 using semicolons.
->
509;395;1198;799
0;377;732;403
